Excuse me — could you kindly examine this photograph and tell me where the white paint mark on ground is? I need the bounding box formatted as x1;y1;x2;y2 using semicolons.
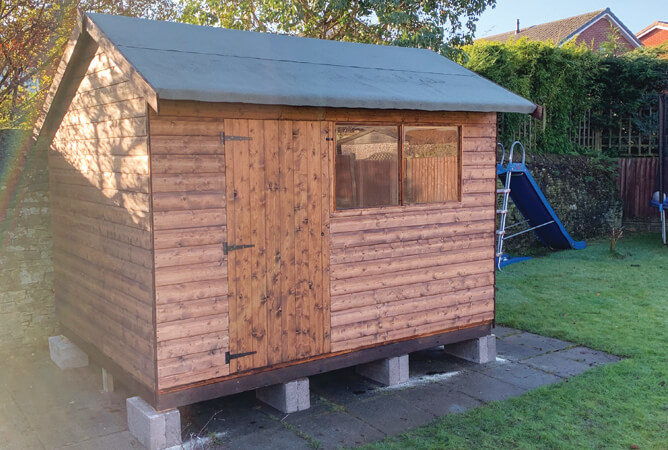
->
381;370;462;391
172;431;229;450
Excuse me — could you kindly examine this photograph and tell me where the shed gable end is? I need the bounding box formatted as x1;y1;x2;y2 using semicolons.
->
49;44;156;392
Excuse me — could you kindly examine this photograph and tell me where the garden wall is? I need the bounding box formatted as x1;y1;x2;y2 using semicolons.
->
0;130;56;353
501;153;623;255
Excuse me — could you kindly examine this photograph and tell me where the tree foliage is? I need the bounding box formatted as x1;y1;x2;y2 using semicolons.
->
0;0;179;129
0;1;73;128
461;38;668;155
179;0;496;54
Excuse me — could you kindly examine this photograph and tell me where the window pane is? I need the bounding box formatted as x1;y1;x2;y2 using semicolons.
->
403;126;460;204
335;125;399;209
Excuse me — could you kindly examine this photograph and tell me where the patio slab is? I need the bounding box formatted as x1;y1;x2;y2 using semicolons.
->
3;326;620;449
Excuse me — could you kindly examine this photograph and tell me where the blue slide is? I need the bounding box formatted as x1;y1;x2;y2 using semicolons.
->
498;162;586;251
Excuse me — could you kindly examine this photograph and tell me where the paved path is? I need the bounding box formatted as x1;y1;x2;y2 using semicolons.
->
0;327;619;449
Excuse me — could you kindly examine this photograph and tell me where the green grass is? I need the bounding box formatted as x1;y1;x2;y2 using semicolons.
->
367;233;668;449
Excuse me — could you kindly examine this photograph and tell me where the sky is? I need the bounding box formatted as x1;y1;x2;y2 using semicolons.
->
475;0;666;38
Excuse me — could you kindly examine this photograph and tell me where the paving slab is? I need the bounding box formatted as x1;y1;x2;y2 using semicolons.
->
524;351;593;378
53;431;141;450
481;361;563;390
285;410;386;449
0;395;45;450
1;327;621;449
180;392;282;443
497;331;572;362
445;370;529;402
556;346;621;366
344;393;436;436
223;425;312;450
393;381;483;416
503;332;573;352
29;396;128;448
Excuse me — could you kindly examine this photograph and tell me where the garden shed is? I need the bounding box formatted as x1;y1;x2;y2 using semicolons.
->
35;12;536;411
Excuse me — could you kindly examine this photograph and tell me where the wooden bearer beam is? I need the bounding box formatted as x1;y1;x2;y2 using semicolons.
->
155;322;491;410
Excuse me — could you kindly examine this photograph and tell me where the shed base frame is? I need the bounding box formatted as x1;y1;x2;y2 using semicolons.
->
60;323;491;410
156;323;491;410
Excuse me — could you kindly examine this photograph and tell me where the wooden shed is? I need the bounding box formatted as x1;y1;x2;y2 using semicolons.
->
35;12;536;410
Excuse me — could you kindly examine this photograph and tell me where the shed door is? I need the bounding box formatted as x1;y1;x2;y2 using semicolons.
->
224;119;332;373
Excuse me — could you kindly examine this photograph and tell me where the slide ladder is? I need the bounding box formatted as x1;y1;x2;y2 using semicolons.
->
495;141;585;270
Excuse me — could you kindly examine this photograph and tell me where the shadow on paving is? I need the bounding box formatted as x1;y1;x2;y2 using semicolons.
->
1;327;620;449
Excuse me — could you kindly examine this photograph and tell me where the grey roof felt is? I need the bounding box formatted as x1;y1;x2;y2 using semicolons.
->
87;13;536;113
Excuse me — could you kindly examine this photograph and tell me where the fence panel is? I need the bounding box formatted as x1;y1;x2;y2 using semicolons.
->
405;156;459;203
617;157;658;218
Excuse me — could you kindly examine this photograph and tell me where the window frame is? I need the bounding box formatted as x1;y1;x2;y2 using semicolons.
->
333;122;463;212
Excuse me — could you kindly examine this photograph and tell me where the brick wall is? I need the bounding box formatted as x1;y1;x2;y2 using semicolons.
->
639;28;668;47
0;130;56;353
576;17;636;53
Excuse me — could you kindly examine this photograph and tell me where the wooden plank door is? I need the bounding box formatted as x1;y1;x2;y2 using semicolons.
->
224;119;332;373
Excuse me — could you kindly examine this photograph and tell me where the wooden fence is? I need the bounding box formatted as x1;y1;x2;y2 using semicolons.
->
335;154;459;208
405;156;459;203
617;157;658;218
500;108;659;156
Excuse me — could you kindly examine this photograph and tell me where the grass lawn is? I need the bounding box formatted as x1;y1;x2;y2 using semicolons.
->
368;233;668;449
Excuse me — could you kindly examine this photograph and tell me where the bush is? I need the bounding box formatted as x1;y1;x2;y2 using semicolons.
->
461;39;668;155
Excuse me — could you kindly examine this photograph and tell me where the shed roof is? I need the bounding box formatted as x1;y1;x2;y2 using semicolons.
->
84;13;535;114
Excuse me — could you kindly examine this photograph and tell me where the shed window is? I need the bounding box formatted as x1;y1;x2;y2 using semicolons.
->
335;125;399;209
403;126;460;204
334;124;460;210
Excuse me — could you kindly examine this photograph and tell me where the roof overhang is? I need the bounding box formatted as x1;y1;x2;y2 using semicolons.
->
33;11;158;145
35;11;538;145
636;23;668;39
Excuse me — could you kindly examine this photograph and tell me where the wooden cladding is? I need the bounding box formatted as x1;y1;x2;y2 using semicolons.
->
224;119;332;373
52;82;497;396
151;113;333;389
150;116;230;390
329;118;496;353
49;48;155;389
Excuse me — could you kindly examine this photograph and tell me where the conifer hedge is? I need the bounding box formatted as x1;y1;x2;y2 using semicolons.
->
460;39;668;155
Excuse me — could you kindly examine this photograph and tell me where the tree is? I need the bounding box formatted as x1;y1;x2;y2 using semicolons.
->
0;0;179;129
180;0;496;55
0;1;73;128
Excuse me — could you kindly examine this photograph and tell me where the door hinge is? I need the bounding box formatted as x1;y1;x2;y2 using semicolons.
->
220;132;252;143
223;242;255;255
225;351;256;364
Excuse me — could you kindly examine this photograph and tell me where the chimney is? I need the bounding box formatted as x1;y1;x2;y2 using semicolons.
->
515;19;520;34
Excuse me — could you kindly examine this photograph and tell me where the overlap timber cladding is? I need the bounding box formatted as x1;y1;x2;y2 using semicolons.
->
150;102;496;390
149;113;230;390
50;49;155;389
329;113;497;352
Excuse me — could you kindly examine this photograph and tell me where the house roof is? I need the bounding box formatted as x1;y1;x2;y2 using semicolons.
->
481;8;641;48
636;21;668;39
39;11;536;135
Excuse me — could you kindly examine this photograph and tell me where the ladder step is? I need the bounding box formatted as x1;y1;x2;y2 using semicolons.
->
497;189;511;194
496;210;507;215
